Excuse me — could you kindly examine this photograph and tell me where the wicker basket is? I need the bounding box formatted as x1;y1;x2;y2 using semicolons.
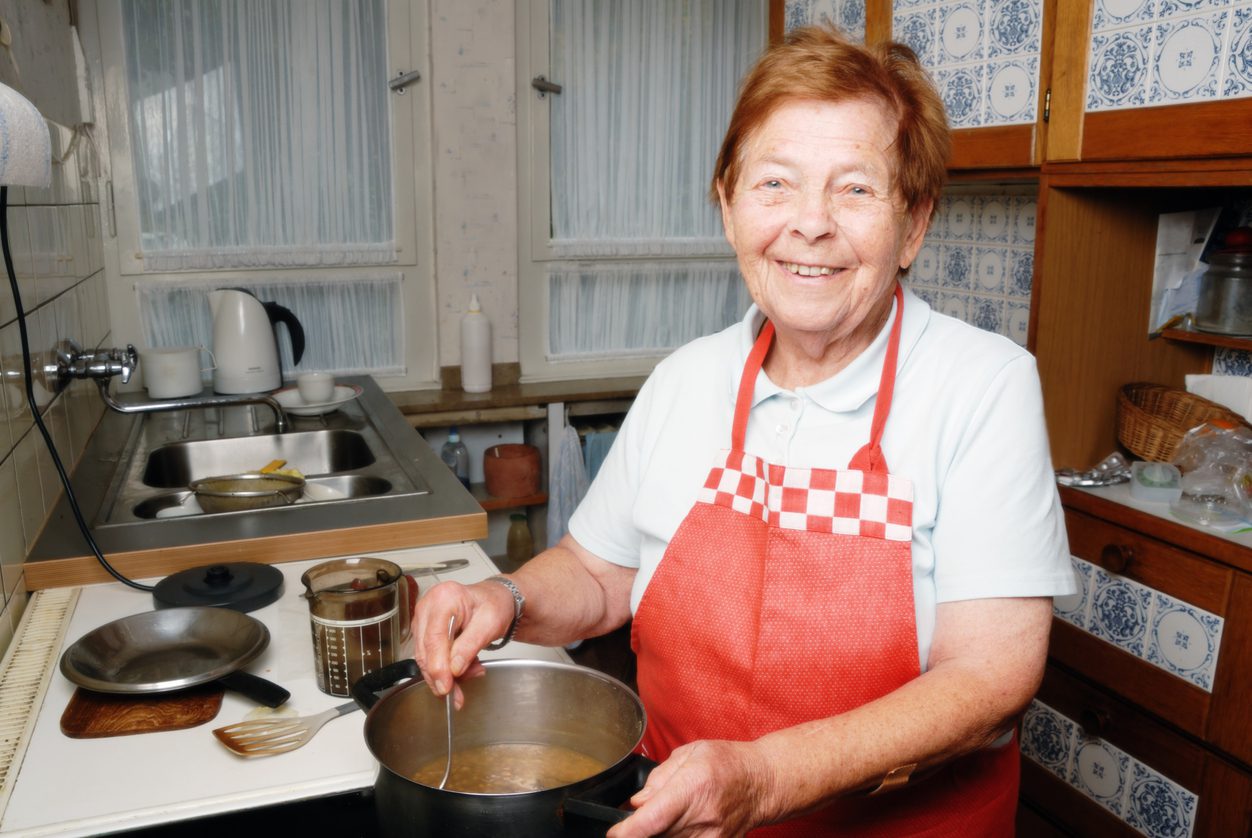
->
1116;382;1246;462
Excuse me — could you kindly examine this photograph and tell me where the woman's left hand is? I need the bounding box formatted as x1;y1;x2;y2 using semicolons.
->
608;739;773;838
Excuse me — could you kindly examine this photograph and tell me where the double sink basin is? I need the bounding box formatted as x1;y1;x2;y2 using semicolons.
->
98;391;424;525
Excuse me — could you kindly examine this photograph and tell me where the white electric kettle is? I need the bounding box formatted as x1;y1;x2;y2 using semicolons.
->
208;289;306;394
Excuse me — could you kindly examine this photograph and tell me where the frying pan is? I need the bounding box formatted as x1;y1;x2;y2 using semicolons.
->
60;607;289;707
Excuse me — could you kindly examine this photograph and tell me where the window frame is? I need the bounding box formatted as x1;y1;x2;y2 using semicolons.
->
515;0;767;383
87;0;440;390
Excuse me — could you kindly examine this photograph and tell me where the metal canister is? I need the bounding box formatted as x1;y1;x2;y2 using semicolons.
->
1195;251;1252;336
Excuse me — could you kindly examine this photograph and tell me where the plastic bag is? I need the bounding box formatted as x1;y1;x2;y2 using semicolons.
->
1169;421;1252;527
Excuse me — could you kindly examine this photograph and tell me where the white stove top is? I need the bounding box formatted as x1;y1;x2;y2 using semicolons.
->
0;543;569;837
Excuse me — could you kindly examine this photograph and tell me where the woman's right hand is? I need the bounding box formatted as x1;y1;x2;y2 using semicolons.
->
412;577;518;701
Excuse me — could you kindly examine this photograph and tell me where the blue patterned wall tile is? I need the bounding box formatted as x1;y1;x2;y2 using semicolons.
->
976;195;1012;241
946;195;977;239
1070;738;1132;817
940;243;974;287
1008;248;1034;296
938;1;985;63
1006;300;1030;345
1123;762;1198;838
1093;0;1158;31
938;290;970;320
1150;14;1226;104
938;66;987;126
1088;27;1154;110
1089;568;1155;657
1214;347;1252;375
1012;196;1038;244
1145;592;1223;692
986;56;1040;121
1022;701;1077;781
971;295;1004;332
988;0;1043;58
912;241;941;285
975;246;1008;293
1228;8;1252;97
894;7;940;63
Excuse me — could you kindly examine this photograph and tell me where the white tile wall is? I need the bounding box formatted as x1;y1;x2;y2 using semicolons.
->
785;0;868;43
0;119;108;654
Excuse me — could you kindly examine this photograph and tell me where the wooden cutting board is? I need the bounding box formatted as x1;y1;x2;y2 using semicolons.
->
60;684;225;738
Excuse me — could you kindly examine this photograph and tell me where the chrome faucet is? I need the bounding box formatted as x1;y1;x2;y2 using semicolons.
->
49;341;290;433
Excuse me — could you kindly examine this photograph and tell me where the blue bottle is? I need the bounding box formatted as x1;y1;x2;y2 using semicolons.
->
440;428;471;489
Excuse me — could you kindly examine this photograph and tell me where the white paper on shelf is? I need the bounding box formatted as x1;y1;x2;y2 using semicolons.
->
1149;208;1220;332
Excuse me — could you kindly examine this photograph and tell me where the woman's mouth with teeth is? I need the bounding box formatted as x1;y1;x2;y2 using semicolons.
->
782;262;837;277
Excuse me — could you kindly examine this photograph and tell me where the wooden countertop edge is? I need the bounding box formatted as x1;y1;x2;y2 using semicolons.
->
1059;486;1252;575
386;377;646;417
23;513;487;590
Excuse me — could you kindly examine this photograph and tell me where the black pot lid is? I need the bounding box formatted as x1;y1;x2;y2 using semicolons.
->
153;562;285;612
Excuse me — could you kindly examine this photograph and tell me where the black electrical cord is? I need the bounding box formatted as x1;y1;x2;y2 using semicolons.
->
1;185;153;592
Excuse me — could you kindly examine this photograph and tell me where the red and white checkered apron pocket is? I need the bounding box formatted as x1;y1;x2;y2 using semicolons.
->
698;449;913;542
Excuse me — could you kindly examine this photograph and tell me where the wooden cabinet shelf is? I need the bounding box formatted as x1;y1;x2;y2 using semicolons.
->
469;483;547;512
1161;327;1252;353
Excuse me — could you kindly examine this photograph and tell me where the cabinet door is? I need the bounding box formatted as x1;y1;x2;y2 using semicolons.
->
1047;0;1252;162
772;0;1052;169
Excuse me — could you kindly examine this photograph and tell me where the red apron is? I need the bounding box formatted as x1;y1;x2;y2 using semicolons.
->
631;286;1017;836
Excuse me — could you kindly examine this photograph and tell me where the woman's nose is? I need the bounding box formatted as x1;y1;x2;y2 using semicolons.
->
788;189;836;243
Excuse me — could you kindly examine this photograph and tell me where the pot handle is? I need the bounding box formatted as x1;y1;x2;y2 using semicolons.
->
216;671;291;708
563;754;657;829
351;658;422;711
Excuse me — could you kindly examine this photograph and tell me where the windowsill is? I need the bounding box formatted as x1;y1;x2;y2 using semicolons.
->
386;375;645;421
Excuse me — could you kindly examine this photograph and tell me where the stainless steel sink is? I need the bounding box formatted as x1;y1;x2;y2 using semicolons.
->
141;429;376;488
91;385;432;525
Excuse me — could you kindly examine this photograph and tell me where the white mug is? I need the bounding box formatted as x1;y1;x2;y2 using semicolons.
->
141;346;216;399
297;372;335;404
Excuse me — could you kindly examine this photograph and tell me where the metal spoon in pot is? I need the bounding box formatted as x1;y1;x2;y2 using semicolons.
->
439;614;456;790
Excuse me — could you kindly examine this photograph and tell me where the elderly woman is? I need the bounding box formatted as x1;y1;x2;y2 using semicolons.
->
415;25;1075;837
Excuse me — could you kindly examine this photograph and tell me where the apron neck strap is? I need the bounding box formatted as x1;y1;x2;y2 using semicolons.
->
732;319;775;451
730;284;906;472
848;283;905;473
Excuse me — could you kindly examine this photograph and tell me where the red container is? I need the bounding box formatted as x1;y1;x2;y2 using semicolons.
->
483;444;541;498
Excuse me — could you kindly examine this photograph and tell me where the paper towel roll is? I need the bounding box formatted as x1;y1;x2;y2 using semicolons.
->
0;82;50;188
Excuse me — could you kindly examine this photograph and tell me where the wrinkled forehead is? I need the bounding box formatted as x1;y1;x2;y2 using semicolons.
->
732;95;904;184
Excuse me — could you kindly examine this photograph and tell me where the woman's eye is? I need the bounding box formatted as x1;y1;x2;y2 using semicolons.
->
763;179;782;189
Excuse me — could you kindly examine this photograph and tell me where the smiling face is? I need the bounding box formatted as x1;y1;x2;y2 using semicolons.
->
719;97;931;383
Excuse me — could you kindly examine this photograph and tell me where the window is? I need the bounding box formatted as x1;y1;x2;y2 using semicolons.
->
89;0;437;388
517;0;766;381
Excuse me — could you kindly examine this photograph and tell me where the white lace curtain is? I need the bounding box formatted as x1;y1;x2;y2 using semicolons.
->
121;0;394;271
542;0;764;360
548;0;762;259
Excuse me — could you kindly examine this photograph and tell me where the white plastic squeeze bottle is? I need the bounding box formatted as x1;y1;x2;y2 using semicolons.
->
460;293;492;394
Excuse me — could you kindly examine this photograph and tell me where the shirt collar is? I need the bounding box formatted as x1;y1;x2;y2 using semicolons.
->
732;286;932;413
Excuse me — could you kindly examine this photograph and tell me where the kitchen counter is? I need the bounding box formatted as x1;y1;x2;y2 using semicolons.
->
25;376;487;590
0;542;570;837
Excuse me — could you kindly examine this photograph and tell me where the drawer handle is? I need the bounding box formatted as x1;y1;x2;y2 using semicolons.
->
1098;543;1134;575
1078;708;1109;739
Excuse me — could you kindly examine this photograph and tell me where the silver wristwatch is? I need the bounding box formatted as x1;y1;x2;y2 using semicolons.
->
484;575;524;650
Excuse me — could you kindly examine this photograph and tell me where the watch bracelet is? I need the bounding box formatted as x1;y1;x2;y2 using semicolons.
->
483;575;524;650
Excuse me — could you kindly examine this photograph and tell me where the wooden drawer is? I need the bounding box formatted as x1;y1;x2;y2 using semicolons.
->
1022;665;1252;838
1055;507;1252;765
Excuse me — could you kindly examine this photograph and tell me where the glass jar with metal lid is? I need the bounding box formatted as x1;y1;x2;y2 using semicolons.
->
1195;251;1252;336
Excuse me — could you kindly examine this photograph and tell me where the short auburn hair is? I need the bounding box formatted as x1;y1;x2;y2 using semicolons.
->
711;25;950;214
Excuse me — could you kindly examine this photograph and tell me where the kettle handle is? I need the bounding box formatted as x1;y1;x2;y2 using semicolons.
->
262;301;306;367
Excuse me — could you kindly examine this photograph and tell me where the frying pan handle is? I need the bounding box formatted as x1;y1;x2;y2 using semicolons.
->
563;754;657;828
351;658;422;711
217;671;290;708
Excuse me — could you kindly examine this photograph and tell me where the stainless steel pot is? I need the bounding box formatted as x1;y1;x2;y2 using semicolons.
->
352;659;652;838
189;472;305;514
